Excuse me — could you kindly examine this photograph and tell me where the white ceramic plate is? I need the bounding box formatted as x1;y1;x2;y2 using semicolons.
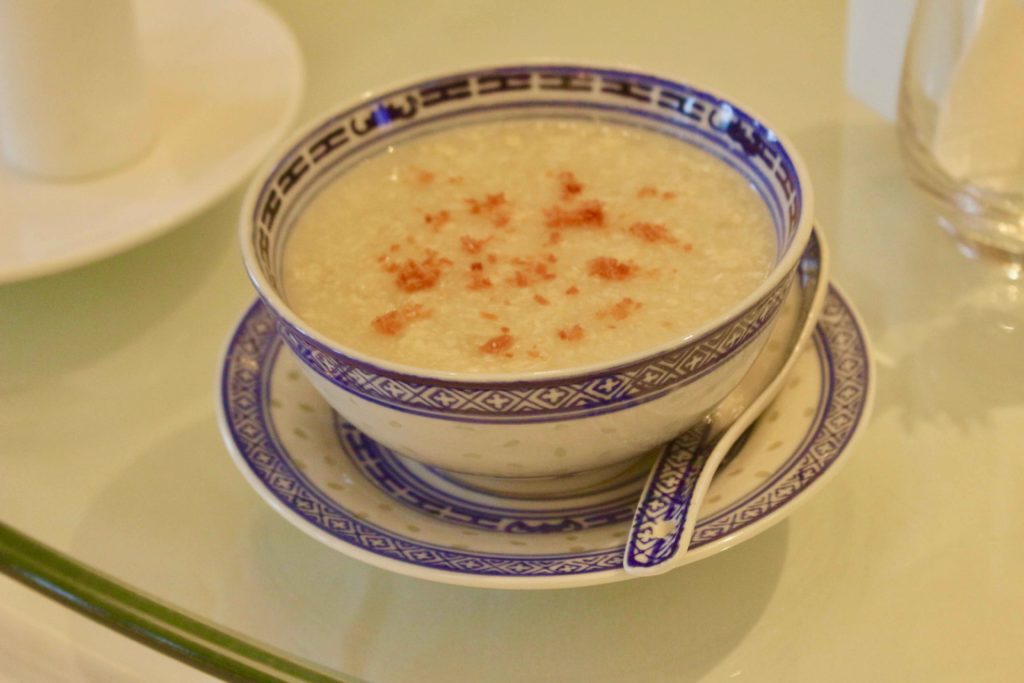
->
218;280;873;589
0;0;304;284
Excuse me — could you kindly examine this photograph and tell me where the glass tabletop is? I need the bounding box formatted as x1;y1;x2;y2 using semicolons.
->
2;2;1023;681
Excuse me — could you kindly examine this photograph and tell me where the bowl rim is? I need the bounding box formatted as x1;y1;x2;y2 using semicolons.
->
238;62;815;385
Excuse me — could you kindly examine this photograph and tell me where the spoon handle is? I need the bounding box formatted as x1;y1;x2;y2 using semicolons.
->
623;420;714;576
623;229;829;577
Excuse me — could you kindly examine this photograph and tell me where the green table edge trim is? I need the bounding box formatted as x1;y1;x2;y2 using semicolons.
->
0;521;347;683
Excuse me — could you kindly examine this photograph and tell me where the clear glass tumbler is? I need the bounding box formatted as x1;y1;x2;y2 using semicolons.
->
898;0;1024;272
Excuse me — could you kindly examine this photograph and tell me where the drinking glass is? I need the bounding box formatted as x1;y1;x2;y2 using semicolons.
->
898;0;1024;273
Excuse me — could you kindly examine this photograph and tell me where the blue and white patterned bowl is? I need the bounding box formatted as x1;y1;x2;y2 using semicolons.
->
238;64;814;481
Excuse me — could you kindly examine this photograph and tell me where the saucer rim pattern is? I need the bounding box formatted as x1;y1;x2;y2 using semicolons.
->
219;283;871;589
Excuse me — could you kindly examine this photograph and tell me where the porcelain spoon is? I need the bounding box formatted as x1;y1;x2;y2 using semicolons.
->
624;230;829;576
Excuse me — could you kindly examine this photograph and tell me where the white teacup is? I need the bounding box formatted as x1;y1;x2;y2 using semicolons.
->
0;0;154;179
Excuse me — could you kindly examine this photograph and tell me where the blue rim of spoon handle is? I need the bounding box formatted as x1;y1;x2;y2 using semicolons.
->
623;419;714;575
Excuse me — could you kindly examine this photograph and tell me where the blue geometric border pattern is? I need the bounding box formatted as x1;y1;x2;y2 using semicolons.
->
221;284;870;579
336;419;645;534
271;275;790;424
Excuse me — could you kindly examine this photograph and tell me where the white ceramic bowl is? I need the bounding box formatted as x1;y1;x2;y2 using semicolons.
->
239;64;814;483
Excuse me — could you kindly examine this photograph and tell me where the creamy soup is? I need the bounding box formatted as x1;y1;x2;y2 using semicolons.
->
282;118;775;373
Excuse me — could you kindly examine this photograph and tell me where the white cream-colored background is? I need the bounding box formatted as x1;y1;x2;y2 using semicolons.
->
6;1;1024;682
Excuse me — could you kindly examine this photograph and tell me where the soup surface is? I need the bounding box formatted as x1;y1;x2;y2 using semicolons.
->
282;118;775;373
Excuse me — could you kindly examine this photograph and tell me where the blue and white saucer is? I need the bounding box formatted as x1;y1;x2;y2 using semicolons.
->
218;284;872;589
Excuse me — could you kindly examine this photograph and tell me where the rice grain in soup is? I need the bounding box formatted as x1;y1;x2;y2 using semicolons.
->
282;118;775;373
